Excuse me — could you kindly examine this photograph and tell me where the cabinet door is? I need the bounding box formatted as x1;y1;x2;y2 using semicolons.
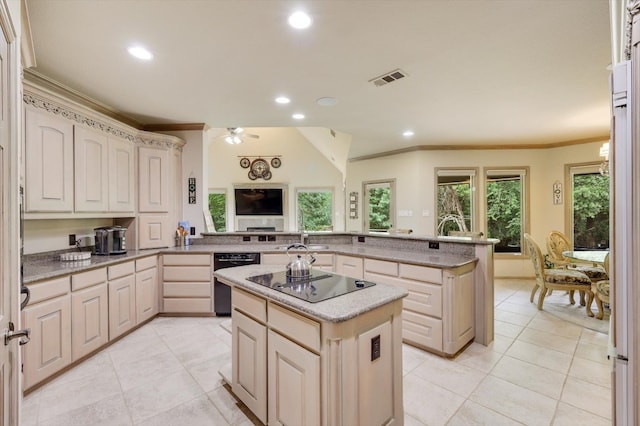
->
442;268;475;354
335;255;363;279
24;108;74;212
268;329;320;426
108;136;135;212
108;274;136;340
71;283;108;360
138;214;171;249
74;126;109;212
136;267;158;324
22;296;72;389
138;146;169;212
232;309;267;424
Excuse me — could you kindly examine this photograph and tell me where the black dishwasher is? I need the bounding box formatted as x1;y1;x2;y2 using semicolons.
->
213;253;261;315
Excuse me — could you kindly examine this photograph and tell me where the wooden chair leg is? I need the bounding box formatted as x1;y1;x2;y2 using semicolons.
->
569;290;576;305
594;295;604;320
585;290;595;317
579;290;586;306
537;286;547;310
530;284;539;303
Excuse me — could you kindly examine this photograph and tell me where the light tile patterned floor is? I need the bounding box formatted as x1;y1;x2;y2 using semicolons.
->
21;278;612;425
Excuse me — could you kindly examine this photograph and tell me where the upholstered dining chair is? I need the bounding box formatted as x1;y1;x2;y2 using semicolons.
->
545;230;608;305
592;253;610;320
524;233;595;316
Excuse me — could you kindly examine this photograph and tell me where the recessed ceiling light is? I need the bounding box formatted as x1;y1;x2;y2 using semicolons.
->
127;45;153;60
403;130;414;137
316;97;338;106
275;96;291;104
288;11;312;29
292;113;305;120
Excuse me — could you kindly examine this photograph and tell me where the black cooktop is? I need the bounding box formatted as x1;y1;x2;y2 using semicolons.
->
245;270;376;303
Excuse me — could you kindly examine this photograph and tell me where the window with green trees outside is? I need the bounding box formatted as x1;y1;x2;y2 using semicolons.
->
208;191;227;232
297;189;333;231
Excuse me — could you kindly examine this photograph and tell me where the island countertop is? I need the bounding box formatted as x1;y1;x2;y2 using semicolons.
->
214;264;408;323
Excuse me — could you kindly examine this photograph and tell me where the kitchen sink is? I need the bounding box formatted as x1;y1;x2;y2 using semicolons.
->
274;244;330;250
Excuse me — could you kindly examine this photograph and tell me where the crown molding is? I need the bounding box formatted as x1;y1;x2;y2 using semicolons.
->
348;135;610;162
23;68;142;129
143;123;208;132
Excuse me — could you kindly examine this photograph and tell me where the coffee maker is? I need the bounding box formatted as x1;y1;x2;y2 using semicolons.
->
94;226;127;255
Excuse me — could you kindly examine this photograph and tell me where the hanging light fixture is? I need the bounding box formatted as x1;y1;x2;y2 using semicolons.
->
599;141;610;176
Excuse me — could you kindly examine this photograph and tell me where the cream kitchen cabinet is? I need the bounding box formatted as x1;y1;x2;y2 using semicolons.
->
135;256;158;324
24;107;74;212
335;254;363;278
108;136;135;212
108;261;137;340
138;145;170;213
74;126;109;212
161;254;213;313
231;287;319;426
261;252;334;271
364;258;475;356
71;268;109;360
22;276;72;390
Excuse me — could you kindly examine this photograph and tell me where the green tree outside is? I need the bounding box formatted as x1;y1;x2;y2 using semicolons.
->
486;178;521;252
208;193;226;232
368;187;391;231
437;183;471;235
573;173;609;249
298;192;333;231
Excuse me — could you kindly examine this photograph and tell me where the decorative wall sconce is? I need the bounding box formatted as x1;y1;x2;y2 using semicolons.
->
599;142;610;176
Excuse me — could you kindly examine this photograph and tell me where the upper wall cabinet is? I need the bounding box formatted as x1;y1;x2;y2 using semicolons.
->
138;146;170;213
108;136;135;212
74;126;109;212
25;107;74;212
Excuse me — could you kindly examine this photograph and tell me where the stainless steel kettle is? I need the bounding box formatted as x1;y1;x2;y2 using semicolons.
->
286;244;316;278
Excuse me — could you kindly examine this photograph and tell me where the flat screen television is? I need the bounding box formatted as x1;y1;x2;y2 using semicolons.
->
234;188;284;216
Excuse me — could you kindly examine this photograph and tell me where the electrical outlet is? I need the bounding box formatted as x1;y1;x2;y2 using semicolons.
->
428;241;440;250
190;226;196;236
243;236;251;242
371;335;381;361
258;235;266;242
68;234;76;246
358;236;365;243
267;235;276;241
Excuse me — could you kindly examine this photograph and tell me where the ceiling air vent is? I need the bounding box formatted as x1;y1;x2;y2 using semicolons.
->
369;69;408;87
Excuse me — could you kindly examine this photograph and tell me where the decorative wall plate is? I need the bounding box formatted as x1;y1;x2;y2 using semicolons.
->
239;157;251;168
270;157;281;168
250;158;270;177
248;170;258;180
263;170;272;180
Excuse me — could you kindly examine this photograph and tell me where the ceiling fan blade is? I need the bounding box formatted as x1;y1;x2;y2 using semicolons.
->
245;133;259;139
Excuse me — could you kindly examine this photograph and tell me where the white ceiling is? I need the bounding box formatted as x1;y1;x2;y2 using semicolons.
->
25;0;612;159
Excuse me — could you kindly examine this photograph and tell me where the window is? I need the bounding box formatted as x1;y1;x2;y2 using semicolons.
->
363;180;395;233
208;189;227;232
485;168;528;254
296;188;333;231
567;164;610;250
436;169;477;236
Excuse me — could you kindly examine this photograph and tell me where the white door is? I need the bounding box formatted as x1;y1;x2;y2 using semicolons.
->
0;7;22;424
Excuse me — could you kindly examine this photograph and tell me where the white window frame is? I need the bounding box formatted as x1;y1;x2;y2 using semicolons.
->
363;179;395;233
435;168;478;236
295;187;334;232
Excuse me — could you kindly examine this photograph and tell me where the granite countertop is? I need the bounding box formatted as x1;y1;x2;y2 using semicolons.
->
214;264;408;323
22;243;477;284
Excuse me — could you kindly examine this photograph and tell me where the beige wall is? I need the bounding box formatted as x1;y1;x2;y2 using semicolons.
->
346;140;608;277
208;127;345;232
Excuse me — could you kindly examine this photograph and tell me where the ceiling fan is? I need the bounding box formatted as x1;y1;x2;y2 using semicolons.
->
224;127;259;144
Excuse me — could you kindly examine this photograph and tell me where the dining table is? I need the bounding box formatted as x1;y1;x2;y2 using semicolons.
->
562;250;609;266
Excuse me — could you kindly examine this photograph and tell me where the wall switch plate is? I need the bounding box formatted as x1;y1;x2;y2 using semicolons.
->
190;227;196;236
267;235;276;241
429;241;440;249
243;236;251;242
371;335;381;361
68;234;76;246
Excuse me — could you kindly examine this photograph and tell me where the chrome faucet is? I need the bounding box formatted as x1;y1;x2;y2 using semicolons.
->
299;210;308;245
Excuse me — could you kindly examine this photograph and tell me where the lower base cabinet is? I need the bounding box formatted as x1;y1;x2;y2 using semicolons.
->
230;286;403;425
135;258;158;324
71;283;108;360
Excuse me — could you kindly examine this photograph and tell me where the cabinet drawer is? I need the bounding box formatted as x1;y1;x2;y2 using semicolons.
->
27;276;70;305
108;261;135;280
364;258;398;276
72;267;107;291
268;303;320;352
312;253;334;267
163;298;211;312
402;310;443;351
163;266;211;282
163;282;211;298
394;279;442;318
163;254;211;266
136;255;157;272
399;263;442;284
233;287;267;323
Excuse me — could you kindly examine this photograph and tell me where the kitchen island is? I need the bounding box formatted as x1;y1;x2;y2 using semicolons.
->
215;264;408;426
